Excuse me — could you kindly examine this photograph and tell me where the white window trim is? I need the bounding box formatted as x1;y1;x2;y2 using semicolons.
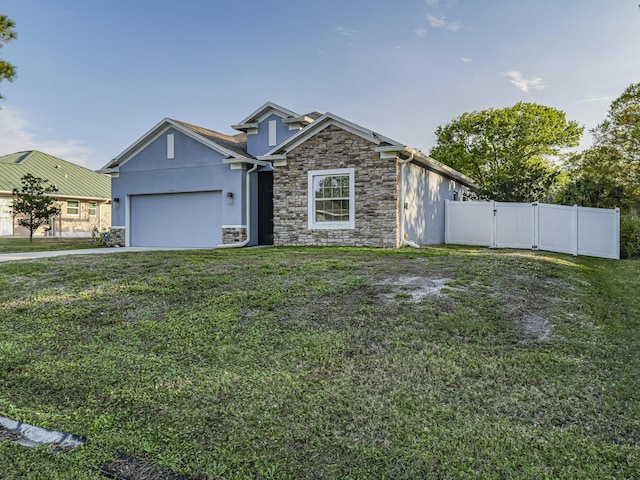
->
308;168;355;230
88;201;97;216
67;200;80;216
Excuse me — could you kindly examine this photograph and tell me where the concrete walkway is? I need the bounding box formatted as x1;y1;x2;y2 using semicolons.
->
0;246;205;263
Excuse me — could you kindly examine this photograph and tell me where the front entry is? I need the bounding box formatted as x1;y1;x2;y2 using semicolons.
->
257;171;274;245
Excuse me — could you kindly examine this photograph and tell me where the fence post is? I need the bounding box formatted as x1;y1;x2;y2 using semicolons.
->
614;207;620;260
490;200;497;248
444;199;450;244
532;202;539;249
572;205;579;256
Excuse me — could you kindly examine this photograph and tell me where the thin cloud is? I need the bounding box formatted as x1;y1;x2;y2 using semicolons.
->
334;26;363;36
415;27;428;38
426;0;440;6
427;14;446;28
460;57;473;63
503;71;546;94
427;14;460;32
0;107;93;167
578;95;614;104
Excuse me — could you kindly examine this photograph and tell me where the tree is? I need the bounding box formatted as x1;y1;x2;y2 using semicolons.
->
560;83;640;211
12;174;61;242
0;14;17;100
430;102;583;202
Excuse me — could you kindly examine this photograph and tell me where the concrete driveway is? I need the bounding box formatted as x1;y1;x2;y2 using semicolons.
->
0;246;206;263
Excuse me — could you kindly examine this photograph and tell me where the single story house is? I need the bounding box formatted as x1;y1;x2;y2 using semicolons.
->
0;150;111;237
99;102;476;248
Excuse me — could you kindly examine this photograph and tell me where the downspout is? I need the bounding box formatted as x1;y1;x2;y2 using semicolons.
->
217;162;259;248
398;152;420;248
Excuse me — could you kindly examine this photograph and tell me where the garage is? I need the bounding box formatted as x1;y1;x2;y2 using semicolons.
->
129;191;222;247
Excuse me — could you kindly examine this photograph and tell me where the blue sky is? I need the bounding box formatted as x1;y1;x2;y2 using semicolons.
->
0;0;639;170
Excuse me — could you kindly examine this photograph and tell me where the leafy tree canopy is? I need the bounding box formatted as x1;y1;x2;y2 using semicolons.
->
12;174;60;242
0;14;17;100
560;83;640;211
430;102;583;202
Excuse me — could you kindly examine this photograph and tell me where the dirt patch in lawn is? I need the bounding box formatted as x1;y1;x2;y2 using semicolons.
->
0;424;24;443
519;312;552;342
97;455;194;480
376;276;453;303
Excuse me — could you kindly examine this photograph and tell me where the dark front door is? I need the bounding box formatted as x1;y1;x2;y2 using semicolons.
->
258;171;274;245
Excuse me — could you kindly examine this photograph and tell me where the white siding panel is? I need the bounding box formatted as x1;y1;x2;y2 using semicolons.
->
445;201;493;246
578;206;620;259
130;191;222;247
495;202;534;249
537;203;575;255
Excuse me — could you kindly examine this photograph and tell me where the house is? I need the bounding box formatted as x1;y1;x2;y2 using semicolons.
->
0;151;111;237
99;102;476;248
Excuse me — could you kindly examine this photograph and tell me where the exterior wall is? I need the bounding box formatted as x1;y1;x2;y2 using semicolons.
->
222;227;247;244
247;113;299;157
273;124;399;248
111;127;246;244
0;197;12;235
402;162;468;245
5;195;111;237
110;226;125;246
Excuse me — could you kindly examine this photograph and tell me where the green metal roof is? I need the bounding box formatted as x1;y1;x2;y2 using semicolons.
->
0;151;111;200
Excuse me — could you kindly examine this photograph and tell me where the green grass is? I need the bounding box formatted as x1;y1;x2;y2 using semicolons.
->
0;237;100;253
0;246;638;479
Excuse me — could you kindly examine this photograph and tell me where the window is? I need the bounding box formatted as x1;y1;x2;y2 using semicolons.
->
308;168;355;229
67;200;79;216
88;201;97;216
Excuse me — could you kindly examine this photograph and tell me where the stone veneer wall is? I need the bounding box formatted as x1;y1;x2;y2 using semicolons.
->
222;227;247;244
273;124;399;248
109;227;125;247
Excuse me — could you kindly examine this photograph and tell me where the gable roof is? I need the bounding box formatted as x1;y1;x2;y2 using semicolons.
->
232;102;317;132
258;112;403;158
0;151;111;200
99;118;254;172
257;111;478;188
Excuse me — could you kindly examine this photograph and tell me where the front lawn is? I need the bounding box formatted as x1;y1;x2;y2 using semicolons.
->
0;246;638;479
0;237;99;253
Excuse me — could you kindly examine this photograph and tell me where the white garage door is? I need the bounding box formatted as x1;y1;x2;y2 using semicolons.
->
130;191;222;247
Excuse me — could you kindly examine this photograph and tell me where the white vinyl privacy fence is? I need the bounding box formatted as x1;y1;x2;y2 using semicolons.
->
445;200;620;259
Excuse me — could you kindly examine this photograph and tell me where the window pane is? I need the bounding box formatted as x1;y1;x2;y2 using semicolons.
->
88;202;97;216
315;199;350;222
67;201;79;215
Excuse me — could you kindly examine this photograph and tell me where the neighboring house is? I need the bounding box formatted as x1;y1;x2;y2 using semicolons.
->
99;102;476;248
0;151;111;237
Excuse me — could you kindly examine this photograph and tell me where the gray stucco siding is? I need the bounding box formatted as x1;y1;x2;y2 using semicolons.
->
402;162;468;245
110;128;246;229
247;113;298;157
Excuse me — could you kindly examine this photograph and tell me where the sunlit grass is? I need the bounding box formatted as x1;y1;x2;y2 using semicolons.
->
0;246;638;479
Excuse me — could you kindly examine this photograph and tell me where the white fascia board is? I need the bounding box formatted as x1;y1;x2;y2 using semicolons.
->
234;102;301;127
256;153;286;162
97;167;120;174
262;112;402;158
409;148;478;188
101;117;175;170
222;158;268;167
106;119;253;170
230;122;258;132
375;145;478;188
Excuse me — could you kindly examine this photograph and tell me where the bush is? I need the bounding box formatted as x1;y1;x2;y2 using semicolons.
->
620;213;640;258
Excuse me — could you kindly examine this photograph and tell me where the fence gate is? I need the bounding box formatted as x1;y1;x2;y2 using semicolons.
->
445;200;620;260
